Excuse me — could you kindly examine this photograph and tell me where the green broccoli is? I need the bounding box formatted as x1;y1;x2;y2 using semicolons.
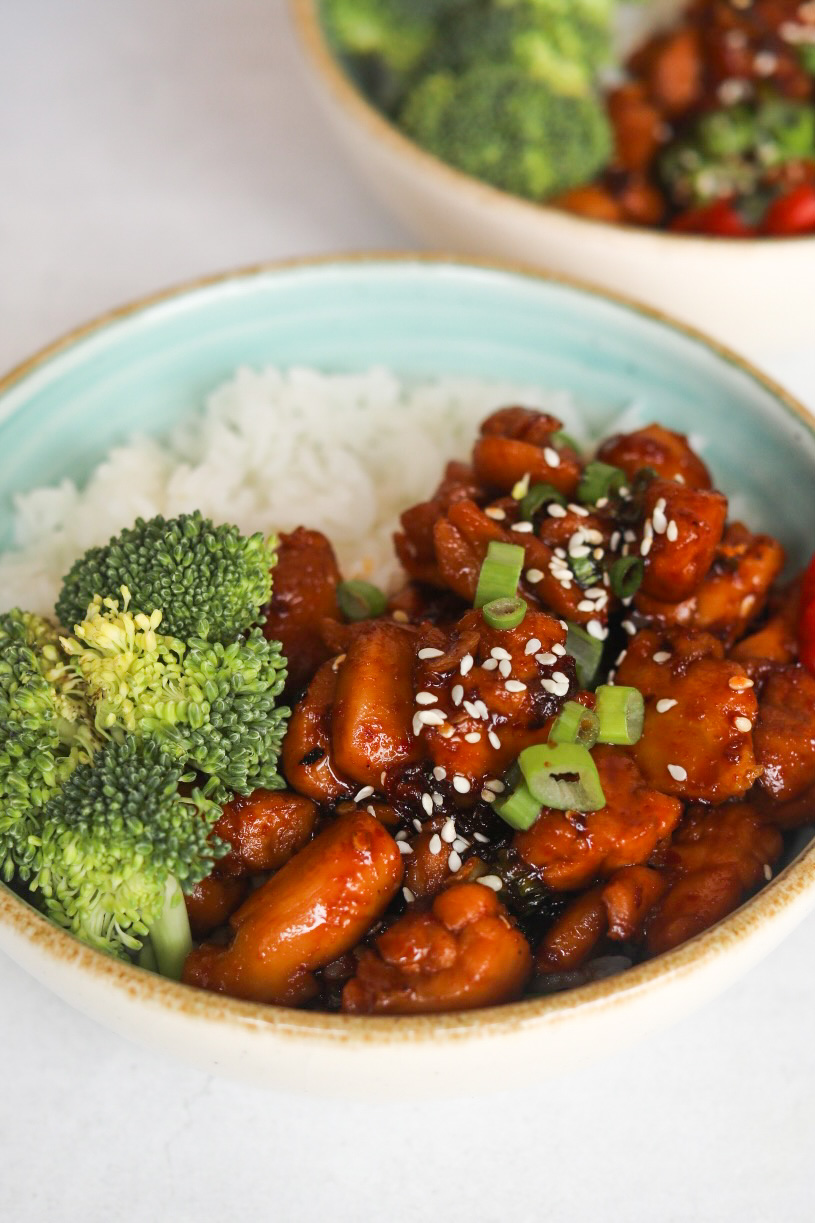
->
0;609;98;879
660;95;815;207
61;589;289;800
56;511;276;644
24;738;225;977
400;64;612;199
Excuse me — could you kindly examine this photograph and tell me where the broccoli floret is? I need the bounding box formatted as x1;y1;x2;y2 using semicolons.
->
322;0;436;75
431;0;614;95
660;96;815;206
56;512;276;644
61;590;289;800
24;738;225;976
400;64;612;199
0;609;98;879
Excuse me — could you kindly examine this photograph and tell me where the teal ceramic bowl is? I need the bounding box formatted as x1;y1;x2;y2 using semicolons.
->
1;255;814;1095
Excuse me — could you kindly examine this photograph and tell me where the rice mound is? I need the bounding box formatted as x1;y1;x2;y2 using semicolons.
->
0;366;592;619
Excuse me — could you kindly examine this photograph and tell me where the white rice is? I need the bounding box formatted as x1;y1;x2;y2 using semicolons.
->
0;366;592;618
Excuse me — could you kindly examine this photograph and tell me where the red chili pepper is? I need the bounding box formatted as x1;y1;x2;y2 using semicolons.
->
670;198;757;237
800;554;815;675
761;183;815;236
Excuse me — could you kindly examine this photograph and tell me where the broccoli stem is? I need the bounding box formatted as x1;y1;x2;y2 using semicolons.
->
137;939;158;972
148;876;193;980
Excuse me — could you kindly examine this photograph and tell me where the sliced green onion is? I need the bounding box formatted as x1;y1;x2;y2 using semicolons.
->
519;482;567;521
595;684;645;745
519;742;606;812
565;621;603;689
609;555;644;599
338;579;388;622
494;777;542;831
551;430;580;453
578;461;627;505
569;554;601;589
474;540;525;609
483;596;527;631
511;473;531;500
549;700;599;748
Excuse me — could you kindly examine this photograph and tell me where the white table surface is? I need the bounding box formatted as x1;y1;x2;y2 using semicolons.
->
2;3;815;1220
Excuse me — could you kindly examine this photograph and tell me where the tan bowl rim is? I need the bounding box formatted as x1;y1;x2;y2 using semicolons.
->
1;250;814;1045
289;0;815;251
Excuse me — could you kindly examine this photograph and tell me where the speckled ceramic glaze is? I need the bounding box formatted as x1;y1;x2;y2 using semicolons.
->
1;256;814;1095
290;0;815;355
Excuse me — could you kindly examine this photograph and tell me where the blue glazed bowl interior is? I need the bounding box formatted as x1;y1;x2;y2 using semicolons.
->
1;259;813;571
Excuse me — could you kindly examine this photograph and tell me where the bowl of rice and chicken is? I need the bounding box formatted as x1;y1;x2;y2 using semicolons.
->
1;255;814;1094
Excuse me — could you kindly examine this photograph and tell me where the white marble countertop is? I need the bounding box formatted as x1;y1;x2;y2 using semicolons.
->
2;3;815;1220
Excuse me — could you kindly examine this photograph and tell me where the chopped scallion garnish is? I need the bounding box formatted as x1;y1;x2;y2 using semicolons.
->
595;684;645;745
474;541;525;609
565;621;603;689
609;555;644;599
337;580;388;622
578;461;626;505
569;554;601;589
550;430;580;453
519;482;566;521
549;700;599;748
519;742;606;812
494;777;542;830
483;596;527;631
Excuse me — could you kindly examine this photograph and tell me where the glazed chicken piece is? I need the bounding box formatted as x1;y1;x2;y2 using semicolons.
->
214;789;317;877
184;810;403;1005
638;478;727;603
395;460;483;586
535;888;607;973
596;423;712;490
262;527;341;696
607;84;667;174
471;407;581;499
636;522;784;645
341;883;532;1014
616;629;762;803
601;865;667;943
185;875;249;941
754;666;815;802
646;803;783;956
281;657;355;804
628;26;704;115
513;746;683;891
731;582;801;668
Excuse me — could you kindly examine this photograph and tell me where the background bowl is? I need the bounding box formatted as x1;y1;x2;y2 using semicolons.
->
290;0;815;357
1;255;814;1096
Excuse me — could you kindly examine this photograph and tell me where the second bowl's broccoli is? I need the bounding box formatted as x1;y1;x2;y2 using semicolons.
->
61;590;289;800
400;64;612;199
0;609;97;878
56;511;276;644
24;738;225;977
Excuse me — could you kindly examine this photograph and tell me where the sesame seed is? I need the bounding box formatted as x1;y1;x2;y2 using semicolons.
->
452;684;464;705
491;647;511;660
482;658;499;671
610;531;620;550
763;863;772;881
332;654;346;672
397;840;413;855
415;691;437;706
463;699;481;719
548;503;567;519
568;503;590;518
475;700;489;720
640;537;652;557
441;819;456;843
622;620;637;636
511;521;534;533
481;789;496;803
418;647;444;660
615;649;627;666
596;497;609;509
498;659;512;678
512;473;531;500
402;887;415;903
392;610;409;623
666;521;679;543
552;643;566;656
473;832;490;843
453;775;471;794
555;549;567;559
464;732;482;744
667;764;688;782
656;698;677;713
728;675;754;691
367;805;376;817
525;638;542;655
418;709;446;726
412;818;423;832
734;716;753;733
412;713;424;737
570;545;591;559
460;653;474;676
485;779;505;793
433;766;447;781
485;507;506;521
488;730;501;750
453;837;469;853
536;652;557;665
587;619;608;641
552;671;568;684
477;875;503;892
422;792;434;815
439;724;454;738
652;506;668;535
544;447;560;468
448;850;462;873
577;600;595;614
395;830;409;841
505;679;527;693
428;834;442;856
525;568;544;584
653;651;671;663
354;786;374;802
542;678;560;694
740;596;755;617
433;792;443;806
